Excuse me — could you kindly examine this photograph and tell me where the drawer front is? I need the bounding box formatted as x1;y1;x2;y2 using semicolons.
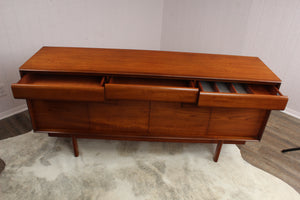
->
149;102;210;137
89;100;149;135
198;82;288;110
106;84;198;103
198;92;288;110
12;74;105;102
105;77;198;103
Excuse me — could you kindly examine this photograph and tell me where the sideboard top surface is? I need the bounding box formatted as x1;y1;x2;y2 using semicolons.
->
20;46;281;83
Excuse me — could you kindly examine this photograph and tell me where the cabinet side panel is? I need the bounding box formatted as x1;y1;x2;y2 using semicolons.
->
208;108;267;138
31;100;89;130
149;102;210;137
26;100;37;130
89;100;149;135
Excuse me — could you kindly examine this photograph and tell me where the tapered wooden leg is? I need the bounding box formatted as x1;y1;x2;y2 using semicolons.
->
72;136;79;157
213;141;223;162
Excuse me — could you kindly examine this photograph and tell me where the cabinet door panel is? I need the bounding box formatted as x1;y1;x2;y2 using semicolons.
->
89;100;149;135
149;102;210;137
207;108;267;138
31;100;89;131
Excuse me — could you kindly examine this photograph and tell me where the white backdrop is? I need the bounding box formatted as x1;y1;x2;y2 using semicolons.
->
0;0;164;118
161;0;300;118
1;0;299;119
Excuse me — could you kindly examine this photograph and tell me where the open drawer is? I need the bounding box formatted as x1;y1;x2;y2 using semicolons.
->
11;73;105;101
105;77;199;103
198;81;288;110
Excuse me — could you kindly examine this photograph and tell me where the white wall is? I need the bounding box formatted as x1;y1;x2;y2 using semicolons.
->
0;0;164;119
1;0;300;119
161;0;300;118
161;0;252;55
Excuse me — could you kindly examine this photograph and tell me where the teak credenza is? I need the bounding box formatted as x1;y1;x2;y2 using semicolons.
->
11;47;288;162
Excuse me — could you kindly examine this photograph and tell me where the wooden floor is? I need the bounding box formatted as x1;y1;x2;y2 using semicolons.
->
0;111;32;139
0;110;299;193
238;111;300;194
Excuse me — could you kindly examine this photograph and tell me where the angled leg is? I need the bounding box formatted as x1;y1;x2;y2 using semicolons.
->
213;141;223;162
72;136;79;157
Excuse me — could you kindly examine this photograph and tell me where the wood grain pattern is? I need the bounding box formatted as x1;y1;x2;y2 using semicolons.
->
42;129;257;141
12;74;105;102
149;102;210;137
3;110;299;192
31;100;90;130
20;47;281;83
106;77;198;102
208;108;267;138
10;46;289;161
198;92;288;110
48;132;246;144
105;84;198;103
89;100;149;134
29;99;262;141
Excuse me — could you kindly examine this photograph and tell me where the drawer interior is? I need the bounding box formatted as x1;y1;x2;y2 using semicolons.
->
12;73;106;101
18;73;105;88
198;81;282;96
105;76;198;103
17;74;282;96
197;80;287;110
108;77;195;88
13;73;286;108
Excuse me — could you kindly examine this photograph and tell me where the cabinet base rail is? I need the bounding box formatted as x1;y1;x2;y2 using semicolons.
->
48;133;246;162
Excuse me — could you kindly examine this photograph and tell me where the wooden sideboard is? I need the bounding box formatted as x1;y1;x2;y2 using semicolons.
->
11;47;288;162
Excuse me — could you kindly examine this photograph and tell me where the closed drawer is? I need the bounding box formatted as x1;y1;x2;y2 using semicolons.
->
198;81;288;110
11;74;105;102
105;77;198;103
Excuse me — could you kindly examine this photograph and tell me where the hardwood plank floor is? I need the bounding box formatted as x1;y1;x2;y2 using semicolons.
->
0;110;299;193
238;111;300;194
0;111;32;140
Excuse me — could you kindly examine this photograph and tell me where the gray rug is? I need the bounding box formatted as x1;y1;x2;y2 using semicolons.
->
0;131;299;200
